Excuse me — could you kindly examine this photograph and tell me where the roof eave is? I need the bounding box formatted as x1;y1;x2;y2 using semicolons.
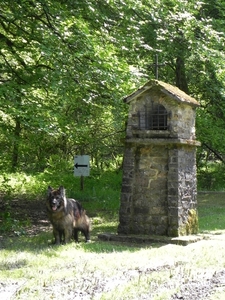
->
123;80;199;107
123;84;153;103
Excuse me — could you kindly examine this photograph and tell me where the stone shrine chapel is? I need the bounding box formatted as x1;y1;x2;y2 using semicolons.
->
118;80;200;237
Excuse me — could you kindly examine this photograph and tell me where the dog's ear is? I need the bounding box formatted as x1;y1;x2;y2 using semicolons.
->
59;186;66;197
47;186;53;195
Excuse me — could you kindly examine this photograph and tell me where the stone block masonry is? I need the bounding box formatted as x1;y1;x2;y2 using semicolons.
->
118;80;200;237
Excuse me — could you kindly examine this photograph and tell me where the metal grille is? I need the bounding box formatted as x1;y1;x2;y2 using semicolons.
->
138;103;168;130
150;104;168;130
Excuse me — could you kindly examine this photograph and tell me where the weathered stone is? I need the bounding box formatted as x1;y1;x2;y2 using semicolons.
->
121;185;133;193
118;80;200;237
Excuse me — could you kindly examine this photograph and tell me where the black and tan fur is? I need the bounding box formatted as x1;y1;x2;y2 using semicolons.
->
46;186;90;244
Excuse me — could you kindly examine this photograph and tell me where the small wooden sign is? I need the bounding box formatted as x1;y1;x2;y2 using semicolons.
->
74;155;90;177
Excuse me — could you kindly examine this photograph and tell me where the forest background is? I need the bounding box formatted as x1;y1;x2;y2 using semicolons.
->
2;2;225;298
1;0;225;192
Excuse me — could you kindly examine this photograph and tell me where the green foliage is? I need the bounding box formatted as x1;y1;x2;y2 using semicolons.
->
197;162;225;191
0;172;47;199
1;0;225;183
0;168;122;236
0;0;136;172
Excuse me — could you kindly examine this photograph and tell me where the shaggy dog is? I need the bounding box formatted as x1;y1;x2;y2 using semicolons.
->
46;186;90;244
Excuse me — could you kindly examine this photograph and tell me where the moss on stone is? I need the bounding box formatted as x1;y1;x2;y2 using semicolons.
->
186;208;198;234
178;209;198;236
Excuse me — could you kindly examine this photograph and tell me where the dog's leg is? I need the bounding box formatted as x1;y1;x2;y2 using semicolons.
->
59;230;64;244
53;228;61;245
64;227;72;244
82;227;90;242
73;228;79;242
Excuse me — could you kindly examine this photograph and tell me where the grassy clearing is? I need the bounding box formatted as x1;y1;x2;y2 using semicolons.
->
1;195;225;299
1;230;225;299
198;192;225;233
1;170;225;299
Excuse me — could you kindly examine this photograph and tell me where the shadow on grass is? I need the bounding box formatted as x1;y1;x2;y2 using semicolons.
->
0;223;162;255
2;192;224;254
198;192;225;233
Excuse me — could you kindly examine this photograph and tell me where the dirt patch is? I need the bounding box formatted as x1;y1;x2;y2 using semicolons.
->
171;270;225;299
0;198;50;238
2;266;225;300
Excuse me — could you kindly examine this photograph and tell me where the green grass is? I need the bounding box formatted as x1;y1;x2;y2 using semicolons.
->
0;169;121;234
1;224;225;299
198;192;225;232
1;170;225;298
1;169;225;234
0;168;122;209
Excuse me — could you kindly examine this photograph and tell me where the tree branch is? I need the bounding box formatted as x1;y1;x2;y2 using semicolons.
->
203;142;225;163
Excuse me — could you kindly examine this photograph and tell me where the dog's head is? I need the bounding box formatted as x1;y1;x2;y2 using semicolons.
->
47;186;67;212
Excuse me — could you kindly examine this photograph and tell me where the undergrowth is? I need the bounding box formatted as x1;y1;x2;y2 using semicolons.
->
197;162;225;191
0;167;122;235
1;163;225;235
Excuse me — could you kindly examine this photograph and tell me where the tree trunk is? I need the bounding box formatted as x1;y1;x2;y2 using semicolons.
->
175;57;189;94
12;118;21;171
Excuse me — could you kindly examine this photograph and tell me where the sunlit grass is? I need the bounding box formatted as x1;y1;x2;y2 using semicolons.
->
1;169;225;298
198;192;225;232
2;234;225;299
